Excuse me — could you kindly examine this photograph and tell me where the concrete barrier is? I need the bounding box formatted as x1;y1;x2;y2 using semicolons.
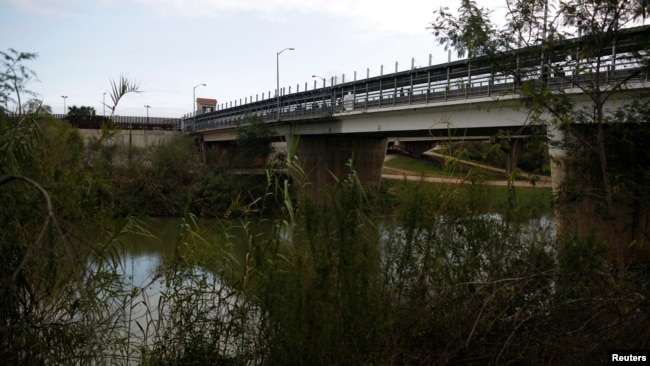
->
78;129;182;147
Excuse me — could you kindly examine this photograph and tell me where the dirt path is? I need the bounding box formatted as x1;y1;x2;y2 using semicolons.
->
383;153;553;188
382;173;552;188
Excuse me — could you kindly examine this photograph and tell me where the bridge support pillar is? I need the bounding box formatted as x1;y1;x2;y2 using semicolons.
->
548;127;569;238
290;135;388;198
549;125;650;265
504;138;523;177
203;141;238;167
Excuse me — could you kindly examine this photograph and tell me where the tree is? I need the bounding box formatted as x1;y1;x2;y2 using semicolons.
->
105;74;141;117
0;51;147;363
0;48;38;115
84;75;141;167
430;0;650;263
67;105;96;116
23;98;52;115
235;117;274;167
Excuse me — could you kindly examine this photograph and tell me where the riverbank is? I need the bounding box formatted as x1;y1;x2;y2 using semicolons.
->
383;152;552;188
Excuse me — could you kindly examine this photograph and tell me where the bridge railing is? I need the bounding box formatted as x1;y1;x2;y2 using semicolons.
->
49;114;182;130
3;113;182;131
188;26;650;132
191;61;646;132
335;55;647;112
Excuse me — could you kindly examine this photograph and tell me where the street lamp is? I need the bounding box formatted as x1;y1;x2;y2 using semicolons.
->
61;95;68;115
192;83;206;132
312;75;326;88
144;105;151;124
276;47;294;119
103;92;106;116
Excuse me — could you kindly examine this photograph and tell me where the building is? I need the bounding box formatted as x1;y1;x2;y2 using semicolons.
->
196;98;218;114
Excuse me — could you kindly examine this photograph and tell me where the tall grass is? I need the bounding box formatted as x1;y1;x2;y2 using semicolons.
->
2;120;647;364
132;160;646;365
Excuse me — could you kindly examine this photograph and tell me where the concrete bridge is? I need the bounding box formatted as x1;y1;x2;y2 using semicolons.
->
186;25;650;196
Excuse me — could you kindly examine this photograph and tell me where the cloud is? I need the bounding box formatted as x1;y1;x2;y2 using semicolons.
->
149;0;436;36
6;0;437;37
5;0;94;17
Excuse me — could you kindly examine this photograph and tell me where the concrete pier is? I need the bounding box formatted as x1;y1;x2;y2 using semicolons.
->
291;135;388;198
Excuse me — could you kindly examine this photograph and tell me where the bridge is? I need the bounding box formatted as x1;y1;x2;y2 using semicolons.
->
187;26;650;195
43;113;183;147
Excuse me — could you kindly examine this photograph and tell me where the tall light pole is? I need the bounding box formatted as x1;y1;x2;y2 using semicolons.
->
61;95;68;115
144;104;151;124
276;47;294;119
312;75;326;88
103;92;106;116
193;83;206;132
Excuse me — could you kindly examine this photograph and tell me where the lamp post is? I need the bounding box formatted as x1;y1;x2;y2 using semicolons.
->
276;47;294;119
312;75;326;88
144;105;151;124
61;95;68;115
103;92;106;116
192;83;206;132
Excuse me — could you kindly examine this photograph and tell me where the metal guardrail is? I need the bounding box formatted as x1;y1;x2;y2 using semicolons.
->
187;25;650;132
191;67;648;133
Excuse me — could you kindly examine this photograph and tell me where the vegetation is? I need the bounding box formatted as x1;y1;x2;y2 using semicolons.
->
430;0;650;264
235;117;275;167
2;13;650;363
384;154;537;181
67;105;97;116
381;179;553;217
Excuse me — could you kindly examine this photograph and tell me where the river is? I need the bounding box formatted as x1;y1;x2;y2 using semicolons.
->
90;213;555;364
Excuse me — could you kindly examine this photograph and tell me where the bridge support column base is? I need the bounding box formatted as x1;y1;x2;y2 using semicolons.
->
550;127;650;265
291;135;388;199
505;138;523;177
204;141;238;167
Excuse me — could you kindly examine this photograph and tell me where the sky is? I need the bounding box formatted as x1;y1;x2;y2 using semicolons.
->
1;0;490;118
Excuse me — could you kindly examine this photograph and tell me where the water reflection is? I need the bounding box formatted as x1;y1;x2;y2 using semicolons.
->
114;215;555;294
90;214;555;363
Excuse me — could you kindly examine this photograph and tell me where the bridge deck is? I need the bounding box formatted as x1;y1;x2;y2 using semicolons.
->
188;25;650;133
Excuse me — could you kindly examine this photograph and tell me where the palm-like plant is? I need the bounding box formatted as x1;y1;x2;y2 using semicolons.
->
105;74;141;117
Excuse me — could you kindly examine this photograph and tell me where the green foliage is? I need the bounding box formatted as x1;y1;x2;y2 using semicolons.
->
67;105;96;116
235;117;274;167
2;44;648;365
88;133;271;218
430;0;496;58
251;169;386;365
106;75;141;116
140;218;261;366
430;0;650;262
2;108;647;364
23;98;51;115
0;112;42;175
221;165;645;365
83;75;141;170
1;48;38;114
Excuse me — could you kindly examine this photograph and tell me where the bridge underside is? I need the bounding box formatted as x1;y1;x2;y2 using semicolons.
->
199;99;544;198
